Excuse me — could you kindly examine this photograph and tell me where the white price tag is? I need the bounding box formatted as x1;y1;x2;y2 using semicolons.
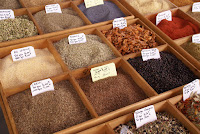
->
113;18;127;29
134;105;157;128
0;9;15;20
120;125;133;134
192;2;200;12
30;78;54;96
90;63;117;82
11;46;36;62
84;0;104;8
45;4;62;14
141;48;160;61
192;34;200;43
156;10;172;25
183;79;200;101
68;33;87;45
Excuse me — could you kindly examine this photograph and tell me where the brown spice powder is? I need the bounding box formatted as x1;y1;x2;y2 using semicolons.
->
23;0;67;7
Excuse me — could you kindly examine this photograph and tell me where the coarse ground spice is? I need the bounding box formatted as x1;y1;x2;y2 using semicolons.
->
114;112;190;134
169;0;194;7
78;1;125;24
0;48;63;89
34;8;85;33
53;34;116;70
0;0;21;9
181;41;200;62
0;15;38;42
127;51;198;94
102;24;158;55
187;10;200;23
22;0;67;7
7;80;92;134
176;92;200;129
78;69;148;116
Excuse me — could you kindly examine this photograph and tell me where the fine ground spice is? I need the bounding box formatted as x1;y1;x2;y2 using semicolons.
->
78;69;148;116
0;0;21;9
176;92;200;129
181;41;200;62
53;34;116;70
169;0;194;7
0;15;38;42
187;10;200;23
127;51;198;94
78;1;125;24
7;80;92;134
114;112;190;134
102;24;158;55
34;8;85;33
22;0;67;7
125;0;173;15
0;48;63;89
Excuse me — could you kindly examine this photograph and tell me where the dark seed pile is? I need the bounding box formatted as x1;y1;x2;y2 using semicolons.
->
127;51;198;94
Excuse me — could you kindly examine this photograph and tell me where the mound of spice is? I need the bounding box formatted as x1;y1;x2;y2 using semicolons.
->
0;15;38;42
0;48;63;89
169;0;194;7
53;34;115;70
156;17;199;40
181;41;200;61
125;0;173;15
114;112;190;134
22;0;67;7
102;24;158;55
7;80;92;134
78;1;125;24
176;92;200;129
128;51;198;94
187;10;200;23
34;8;85;33
0;0;21;9
78;69;148;116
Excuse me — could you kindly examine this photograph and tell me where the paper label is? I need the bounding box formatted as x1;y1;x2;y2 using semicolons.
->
192;2;200;12
183;79;200;101
30;78;54;96
90;63;117;82
134;105;157;128
120;125;133;134
141;48;160;61
11;46;36;62
0;9;15;20
192;34;200;43
156;10;172;25
68;33;87;45
45;4;62;14
113;18;127;29
84;0;104;8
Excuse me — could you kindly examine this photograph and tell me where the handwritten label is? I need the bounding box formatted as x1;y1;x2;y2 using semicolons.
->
192;34;200;43
156;10;172;25
84;0;104;8
120;125;133;134
90;63;117;82
134;105;157;128
11;46;36;61
183;79;200;101
141;48;160;61
45;4;62;14
192;2;200;12
113;18;127;29
30;78;54;96
68;33;87;45
0;9;15;20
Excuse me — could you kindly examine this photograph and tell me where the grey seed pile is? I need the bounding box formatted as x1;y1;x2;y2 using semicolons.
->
0;0;21;9
53;34;116;70
78;69;148;116
23;0;67;7
7;81;92;134
0;15;38;42
187;10;200;23
34;8;85;33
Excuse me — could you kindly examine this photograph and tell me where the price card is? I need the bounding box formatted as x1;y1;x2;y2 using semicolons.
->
30;78;54;96
156;10;172;25
0;9;15;20
11;46;36;62
120;125;133;134
113;17;127;29
141;48;160;61
90;62;117;82
134;105;157;128
192;34;200;43
45;4;62;14
84;0;104;8
68;33;87;45
192;2;200;12
183;79;200;101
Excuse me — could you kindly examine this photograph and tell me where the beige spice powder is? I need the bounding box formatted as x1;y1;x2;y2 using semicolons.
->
0;0;21;9
22;0;67;7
